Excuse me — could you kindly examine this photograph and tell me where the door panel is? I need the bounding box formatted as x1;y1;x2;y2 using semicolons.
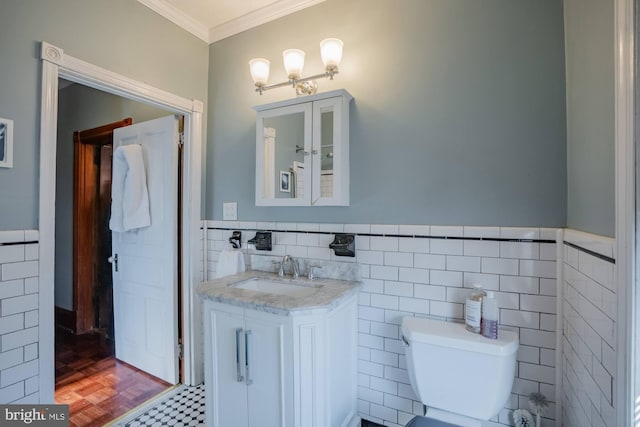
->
111;115;179;384
210;308;249;427
246;315;286;427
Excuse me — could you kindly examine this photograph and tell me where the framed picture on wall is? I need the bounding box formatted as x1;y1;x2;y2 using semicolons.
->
0;117;14;168
279;170;291;193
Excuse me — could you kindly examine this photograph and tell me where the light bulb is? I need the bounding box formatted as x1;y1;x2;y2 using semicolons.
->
249;58;270;86
282;49;305;80
320;38;343;70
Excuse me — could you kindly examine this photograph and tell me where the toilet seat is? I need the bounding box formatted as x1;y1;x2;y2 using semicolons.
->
405;415;460;427
425;407;483;427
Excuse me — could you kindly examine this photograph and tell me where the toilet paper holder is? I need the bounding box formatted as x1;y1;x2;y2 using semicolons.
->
229;231;242;249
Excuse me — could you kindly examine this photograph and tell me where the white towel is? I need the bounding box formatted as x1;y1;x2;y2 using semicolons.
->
216;249;246;278
109;144;151;232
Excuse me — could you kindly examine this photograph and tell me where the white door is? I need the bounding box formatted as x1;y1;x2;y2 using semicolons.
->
111;115;180;384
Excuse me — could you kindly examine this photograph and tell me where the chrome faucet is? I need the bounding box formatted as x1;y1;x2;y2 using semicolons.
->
279;255;300;278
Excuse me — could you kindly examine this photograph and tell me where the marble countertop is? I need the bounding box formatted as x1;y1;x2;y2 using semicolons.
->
196;271;360;316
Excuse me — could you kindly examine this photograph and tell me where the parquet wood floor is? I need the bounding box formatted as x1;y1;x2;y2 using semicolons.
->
55;329;170;427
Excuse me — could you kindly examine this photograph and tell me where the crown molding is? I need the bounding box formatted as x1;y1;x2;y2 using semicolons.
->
137;0;210;43
209;0;327;43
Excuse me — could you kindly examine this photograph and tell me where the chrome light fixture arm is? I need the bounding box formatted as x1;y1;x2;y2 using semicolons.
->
255;68;339;95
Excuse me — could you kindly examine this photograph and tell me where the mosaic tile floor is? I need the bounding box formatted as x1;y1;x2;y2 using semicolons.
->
111;384;205;427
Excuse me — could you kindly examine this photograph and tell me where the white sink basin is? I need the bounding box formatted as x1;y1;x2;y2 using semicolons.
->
231;277;321;298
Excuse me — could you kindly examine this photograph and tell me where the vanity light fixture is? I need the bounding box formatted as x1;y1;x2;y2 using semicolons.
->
249;38;344;96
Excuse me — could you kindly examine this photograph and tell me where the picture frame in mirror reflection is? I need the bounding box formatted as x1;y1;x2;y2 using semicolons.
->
0;117;13;168
279;170;291;193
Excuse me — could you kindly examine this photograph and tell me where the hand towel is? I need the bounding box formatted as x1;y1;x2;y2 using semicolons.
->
109;144;151;232
215;249;246;278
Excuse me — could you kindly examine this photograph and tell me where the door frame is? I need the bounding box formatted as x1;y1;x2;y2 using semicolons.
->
615;0;635;424
39;41;203;402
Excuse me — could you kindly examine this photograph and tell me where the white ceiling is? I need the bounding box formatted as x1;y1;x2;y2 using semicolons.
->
137;0;326;44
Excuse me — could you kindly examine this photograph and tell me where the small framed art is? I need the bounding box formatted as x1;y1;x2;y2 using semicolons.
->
279;170;291;193
0;118;14;168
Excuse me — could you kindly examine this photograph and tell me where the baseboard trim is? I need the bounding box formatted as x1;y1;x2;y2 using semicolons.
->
55;306;76;333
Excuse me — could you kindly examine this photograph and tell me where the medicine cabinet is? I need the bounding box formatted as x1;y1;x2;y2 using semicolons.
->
254;89;353;206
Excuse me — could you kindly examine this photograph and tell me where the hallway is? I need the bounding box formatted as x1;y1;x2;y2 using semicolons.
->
55;330;170;426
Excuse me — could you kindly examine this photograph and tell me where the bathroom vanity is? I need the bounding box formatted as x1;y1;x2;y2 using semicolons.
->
197;271;360;427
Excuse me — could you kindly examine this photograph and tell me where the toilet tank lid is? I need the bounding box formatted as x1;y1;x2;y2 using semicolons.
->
401;317;518;356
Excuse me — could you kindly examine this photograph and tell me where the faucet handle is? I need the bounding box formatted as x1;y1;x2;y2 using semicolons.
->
307;264;321;280
292;258;300;278
271;260;284;277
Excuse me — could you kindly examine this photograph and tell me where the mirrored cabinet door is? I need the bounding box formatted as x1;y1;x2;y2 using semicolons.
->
256;103;312;206
254;89;352;207
312;96;346;205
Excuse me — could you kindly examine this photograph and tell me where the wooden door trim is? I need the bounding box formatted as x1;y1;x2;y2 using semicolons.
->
77;119;132;141
73;117;132;334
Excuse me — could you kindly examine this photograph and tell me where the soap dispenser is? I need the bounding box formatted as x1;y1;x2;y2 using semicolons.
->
481;291;499;339
465;285;485;333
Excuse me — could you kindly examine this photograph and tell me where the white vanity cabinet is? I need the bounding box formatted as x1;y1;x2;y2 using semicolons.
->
255;89;353;206
204;303;292;427
203;294;359;427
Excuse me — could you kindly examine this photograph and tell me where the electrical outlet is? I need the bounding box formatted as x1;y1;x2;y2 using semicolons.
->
223;202;237;221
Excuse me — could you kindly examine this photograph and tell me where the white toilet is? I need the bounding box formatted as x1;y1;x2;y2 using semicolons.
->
401;316;519;427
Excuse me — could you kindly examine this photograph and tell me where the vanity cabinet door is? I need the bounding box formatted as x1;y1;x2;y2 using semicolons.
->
245;310;293;427
204;302;293;427
205;304;248;427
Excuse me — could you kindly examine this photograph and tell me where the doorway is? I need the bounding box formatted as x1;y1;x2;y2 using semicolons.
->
72;117;131;337
39;41;203;406
52;83;186;424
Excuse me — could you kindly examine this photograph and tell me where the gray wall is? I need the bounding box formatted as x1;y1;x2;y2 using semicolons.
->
0;0;209;231
564;0;615;237
54;82;170;310
207;0;567;226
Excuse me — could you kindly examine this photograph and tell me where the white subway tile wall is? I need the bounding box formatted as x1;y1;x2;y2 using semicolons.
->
562;232;616;427
0;230;39;403
320;172;333;196
204;222;559;427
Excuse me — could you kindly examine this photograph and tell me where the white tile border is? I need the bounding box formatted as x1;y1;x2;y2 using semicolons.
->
0;230;39;245
563;229;615;259
203;222;557;242
0;231;26;244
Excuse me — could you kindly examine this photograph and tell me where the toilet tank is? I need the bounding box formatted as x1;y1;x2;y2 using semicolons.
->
401;317;518;421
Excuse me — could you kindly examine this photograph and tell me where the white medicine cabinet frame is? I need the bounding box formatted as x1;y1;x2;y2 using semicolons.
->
254;89;353;206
